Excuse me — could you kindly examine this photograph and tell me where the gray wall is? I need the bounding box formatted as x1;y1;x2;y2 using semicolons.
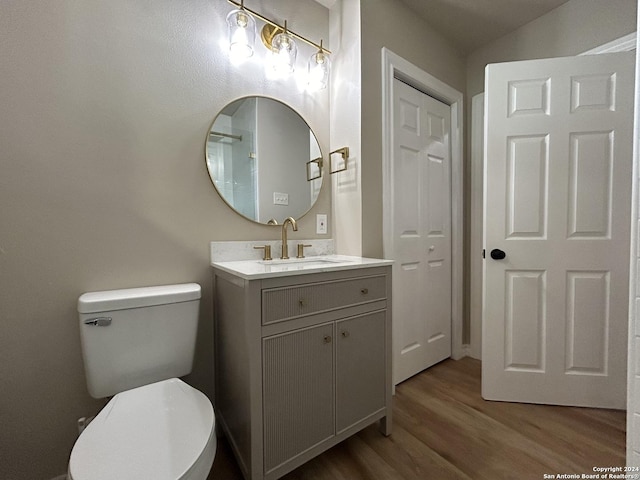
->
466;0;638;98
330;0;363;255
360;0;467;258
0;1;329;478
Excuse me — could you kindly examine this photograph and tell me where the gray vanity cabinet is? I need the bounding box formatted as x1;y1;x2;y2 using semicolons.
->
212;265;392;480
335;311;386;433
263;323;335;474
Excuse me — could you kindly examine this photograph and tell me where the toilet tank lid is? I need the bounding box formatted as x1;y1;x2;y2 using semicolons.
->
78;283;201;313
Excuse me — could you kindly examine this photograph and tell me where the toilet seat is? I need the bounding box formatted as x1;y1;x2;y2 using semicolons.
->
68;378;215;480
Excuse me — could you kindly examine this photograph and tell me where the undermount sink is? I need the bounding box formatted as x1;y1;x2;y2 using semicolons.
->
258;257;346;266
259;256;351;272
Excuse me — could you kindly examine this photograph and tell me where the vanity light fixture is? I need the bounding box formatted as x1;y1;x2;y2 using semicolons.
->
226;0;331;85
308;40;331;90
226;0;256;60
268;20;297;76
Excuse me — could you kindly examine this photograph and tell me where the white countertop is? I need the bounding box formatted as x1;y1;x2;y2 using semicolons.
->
211;254;393;280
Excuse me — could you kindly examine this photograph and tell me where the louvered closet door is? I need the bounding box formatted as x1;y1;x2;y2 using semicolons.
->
262;323;334;474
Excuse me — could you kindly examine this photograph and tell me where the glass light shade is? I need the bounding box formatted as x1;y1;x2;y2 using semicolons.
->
308;50;330;90
269;31;297;76
226;9;256;59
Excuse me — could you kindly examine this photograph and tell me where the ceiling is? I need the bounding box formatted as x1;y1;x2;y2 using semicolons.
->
394;0;572;53
315;0;572;54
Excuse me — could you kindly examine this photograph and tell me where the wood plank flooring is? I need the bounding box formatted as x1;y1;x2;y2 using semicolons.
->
209;357;626;480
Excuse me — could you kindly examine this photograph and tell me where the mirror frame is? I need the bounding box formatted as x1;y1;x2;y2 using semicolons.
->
205;95;325;226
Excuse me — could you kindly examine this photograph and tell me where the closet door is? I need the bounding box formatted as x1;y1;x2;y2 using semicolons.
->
392;78;452;384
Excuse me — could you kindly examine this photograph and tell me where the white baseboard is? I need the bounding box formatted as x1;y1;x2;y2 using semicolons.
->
455;344;471;360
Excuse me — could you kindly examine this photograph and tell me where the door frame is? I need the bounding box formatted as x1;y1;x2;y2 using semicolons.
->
381;47;465;360
469;92;485;360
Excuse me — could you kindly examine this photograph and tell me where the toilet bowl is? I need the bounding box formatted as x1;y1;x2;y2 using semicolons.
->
68;283;215;480
68;378;216;480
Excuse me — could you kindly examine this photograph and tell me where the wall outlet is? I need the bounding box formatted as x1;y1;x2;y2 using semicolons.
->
273;192;289;206
316;214;328;234
77;415;95;435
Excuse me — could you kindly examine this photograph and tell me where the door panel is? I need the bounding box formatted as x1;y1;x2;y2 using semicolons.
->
504;270;546;372
568;131;612;237
482;52;634;408
506;135;548;238
565;271;608;374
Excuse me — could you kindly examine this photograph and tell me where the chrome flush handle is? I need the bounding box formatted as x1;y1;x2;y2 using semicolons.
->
84;317;112;327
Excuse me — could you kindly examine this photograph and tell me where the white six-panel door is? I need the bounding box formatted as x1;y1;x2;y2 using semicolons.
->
393;78;452;384
482;52;634;408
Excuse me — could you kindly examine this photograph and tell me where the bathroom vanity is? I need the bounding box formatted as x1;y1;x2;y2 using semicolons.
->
211;255;392;480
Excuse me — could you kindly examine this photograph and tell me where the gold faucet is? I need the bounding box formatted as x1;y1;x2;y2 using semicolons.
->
280;217;298;259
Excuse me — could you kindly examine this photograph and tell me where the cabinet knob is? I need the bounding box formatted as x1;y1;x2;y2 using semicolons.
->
323;335;332;344
299;298;306;307
361;288;369;295
341;330;350;338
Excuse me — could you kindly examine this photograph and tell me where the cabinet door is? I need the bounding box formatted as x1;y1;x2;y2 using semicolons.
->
336;311;387;433
263;323;335;474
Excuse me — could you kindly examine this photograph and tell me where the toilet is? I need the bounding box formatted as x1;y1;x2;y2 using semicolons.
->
68;283;216;480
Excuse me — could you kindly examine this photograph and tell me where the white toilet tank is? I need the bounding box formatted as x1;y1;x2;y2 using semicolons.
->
78;283;201;398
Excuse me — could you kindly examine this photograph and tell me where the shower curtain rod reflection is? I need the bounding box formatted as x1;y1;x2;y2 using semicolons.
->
209;131;243;141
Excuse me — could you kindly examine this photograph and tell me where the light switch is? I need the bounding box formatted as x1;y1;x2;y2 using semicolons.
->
273;192;289;206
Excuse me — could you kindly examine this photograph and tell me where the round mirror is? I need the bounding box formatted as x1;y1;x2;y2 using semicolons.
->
206;96;324;225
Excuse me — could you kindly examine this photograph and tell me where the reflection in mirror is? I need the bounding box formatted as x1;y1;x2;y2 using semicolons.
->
206;96;323;224
306;157;322;181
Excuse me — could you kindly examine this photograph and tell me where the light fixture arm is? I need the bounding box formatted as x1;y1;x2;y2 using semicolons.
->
227;0;331;54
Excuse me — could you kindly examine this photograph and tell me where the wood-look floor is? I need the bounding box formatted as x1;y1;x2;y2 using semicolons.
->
209;357;626;480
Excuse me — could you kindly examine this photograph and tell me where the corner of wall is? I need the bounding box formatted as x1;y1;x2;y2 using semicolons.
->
330;0;363;256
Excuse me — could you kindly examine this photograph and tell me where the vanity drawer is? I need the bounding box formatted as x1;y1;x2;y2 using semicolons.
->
262;275;386;325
